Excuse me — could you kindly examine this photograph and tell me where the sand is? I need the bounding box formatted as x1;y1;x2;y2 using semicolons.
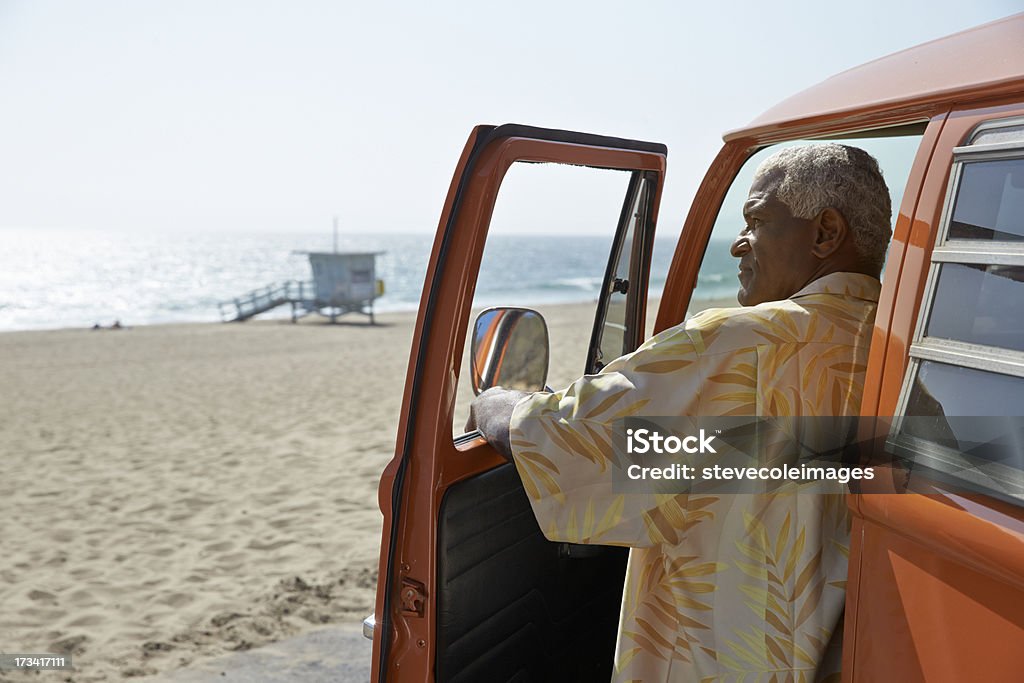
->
0;296;733;682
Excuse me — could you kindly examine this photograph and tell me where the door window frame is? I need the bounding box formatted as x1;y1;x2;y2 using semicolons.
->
588;169;659;373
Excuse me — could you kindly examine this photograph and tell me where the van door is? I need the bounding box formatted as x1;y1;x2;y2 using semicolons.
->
371;125;666;682
846;104;1024;682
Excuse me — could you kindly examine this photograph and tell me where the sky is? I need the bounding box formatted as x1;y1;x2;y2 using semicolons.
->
0;0;1019;237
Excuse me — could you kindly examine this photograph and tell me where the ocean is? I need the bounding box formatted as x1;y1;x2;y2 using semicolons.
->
0;230;740;332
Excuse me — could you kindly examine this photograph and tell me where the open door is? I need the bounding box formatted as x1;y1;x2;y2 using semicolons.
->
370;125;666;682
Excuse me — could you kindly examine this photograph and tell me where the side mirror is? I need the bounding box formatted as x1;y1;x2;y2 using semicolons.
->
470;307;549;395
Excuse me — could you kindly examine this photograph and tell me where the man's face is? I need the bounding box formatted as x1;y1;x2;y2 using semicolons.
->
730;172;819;306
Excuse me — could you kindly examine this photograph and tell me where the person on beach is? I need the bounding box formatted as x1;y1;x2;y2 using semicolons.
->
469;144;891;682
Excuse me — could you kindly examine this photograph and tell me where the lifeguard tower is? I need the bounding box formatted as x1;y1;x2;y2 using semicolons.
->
218;251;385;324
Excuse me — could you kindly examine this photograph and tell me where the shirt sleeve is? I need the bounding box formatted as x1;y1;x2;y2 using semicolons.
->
508;322;708;549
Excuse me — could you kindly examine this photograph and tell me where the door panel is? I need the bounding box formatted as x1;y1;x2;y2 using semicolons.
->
373;125;666;682
436;464;625;682
853;504;1024;681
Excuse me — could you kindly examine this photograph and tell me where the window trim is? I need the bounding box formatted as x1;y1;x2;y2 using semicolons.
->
908;339;1024;379
952;141;1024;161
931;244;1024;264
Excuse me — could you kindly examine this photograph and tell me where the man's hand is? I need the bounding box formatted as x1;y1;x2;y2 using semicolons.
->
467;387;532;461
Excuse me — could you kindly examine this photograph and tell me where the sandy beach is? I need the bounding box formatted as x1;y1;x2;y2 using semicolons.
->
0;296;732;681
1;315;405;682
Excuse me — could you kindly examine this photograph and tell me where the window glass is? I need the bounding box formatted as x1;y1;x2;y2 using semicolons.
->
972;124;1024;147
453;162;632;435
687;133;922;318
924;263;1024;351
593;177;654;371
905;360;1024;418
898;361;1024;473
595;205;633;371
948;158;1024;242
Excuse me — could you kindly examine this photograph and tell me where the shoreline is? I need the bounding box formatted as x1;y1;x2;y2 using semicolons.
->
0;290;744;337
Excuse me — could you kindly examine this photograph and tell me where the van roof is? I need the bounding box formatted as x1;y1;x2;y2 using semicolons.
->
725;13;1024;143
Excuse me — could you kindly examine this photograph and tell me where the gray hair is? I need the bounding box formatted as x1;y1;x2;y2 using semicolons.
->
753;143;892;272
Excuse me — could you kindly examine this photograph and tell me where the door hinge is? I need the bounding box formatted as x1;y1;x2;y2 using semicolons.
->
399;578;427;617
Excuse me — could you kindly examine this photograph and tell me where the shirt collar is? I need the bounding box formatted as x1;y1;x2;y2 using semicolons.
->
791;272;881;303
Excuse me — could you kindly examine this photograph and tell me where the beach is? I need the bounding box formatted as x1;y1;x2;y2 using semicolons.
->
0;297;732;681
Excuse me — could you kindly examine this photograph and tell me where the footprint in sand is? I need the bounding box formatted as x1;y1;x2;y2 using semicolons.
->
202;540;234;552
50;634;88;655
268;517;294;529
246;539;295;551
28;589;57;601
67;589;97;605
155;592;193;607
66;613;105;627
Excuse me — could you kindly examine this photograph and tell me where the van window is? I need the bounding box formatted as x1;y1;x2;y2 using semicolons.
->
949;157;1024;241
890;117;1024;504
924;263;1024;351
685;130;923;318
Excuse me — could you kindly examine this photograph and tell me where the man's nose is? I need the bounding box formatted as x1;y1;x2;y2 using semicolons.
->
730;235;749;258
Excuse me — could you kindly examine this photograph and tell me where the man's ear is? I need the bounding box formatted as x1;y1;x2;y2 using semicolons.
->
810;207;849;259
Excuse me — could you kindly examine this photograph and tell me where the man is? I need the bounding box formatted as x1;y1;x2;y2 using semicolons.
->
471;143;891;682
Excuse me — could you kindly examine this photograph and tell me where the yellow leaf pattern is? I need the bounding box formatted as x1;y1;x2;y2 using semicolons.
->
507;273;879;682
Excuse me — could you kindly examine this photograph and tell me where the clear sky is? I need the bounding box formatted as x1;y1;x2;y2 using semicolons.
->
0;0;1019;237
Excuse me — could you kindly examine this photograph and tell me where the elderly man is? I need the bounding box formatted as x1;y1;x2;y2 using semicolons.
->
471;143;891;682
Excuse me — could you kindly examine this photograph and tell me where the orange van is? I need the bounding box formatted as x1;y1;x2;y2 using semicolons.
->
367;14;1024;682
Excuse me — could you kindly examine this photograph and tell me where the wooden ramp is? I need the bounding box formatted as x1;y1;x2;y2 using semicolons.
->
218;280;379;324
218;281;313;323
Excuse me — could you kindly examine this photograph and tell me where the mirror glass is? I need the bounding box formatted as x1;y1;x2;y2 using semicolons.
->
471;307;549;395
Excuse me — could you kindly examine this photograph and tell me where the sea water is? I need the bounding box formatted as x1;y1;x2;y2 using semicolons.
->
0;229;739;332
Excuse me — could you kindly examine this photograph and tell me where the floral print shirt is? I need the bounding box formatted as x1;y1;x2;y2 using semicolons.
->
509;272;881;682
